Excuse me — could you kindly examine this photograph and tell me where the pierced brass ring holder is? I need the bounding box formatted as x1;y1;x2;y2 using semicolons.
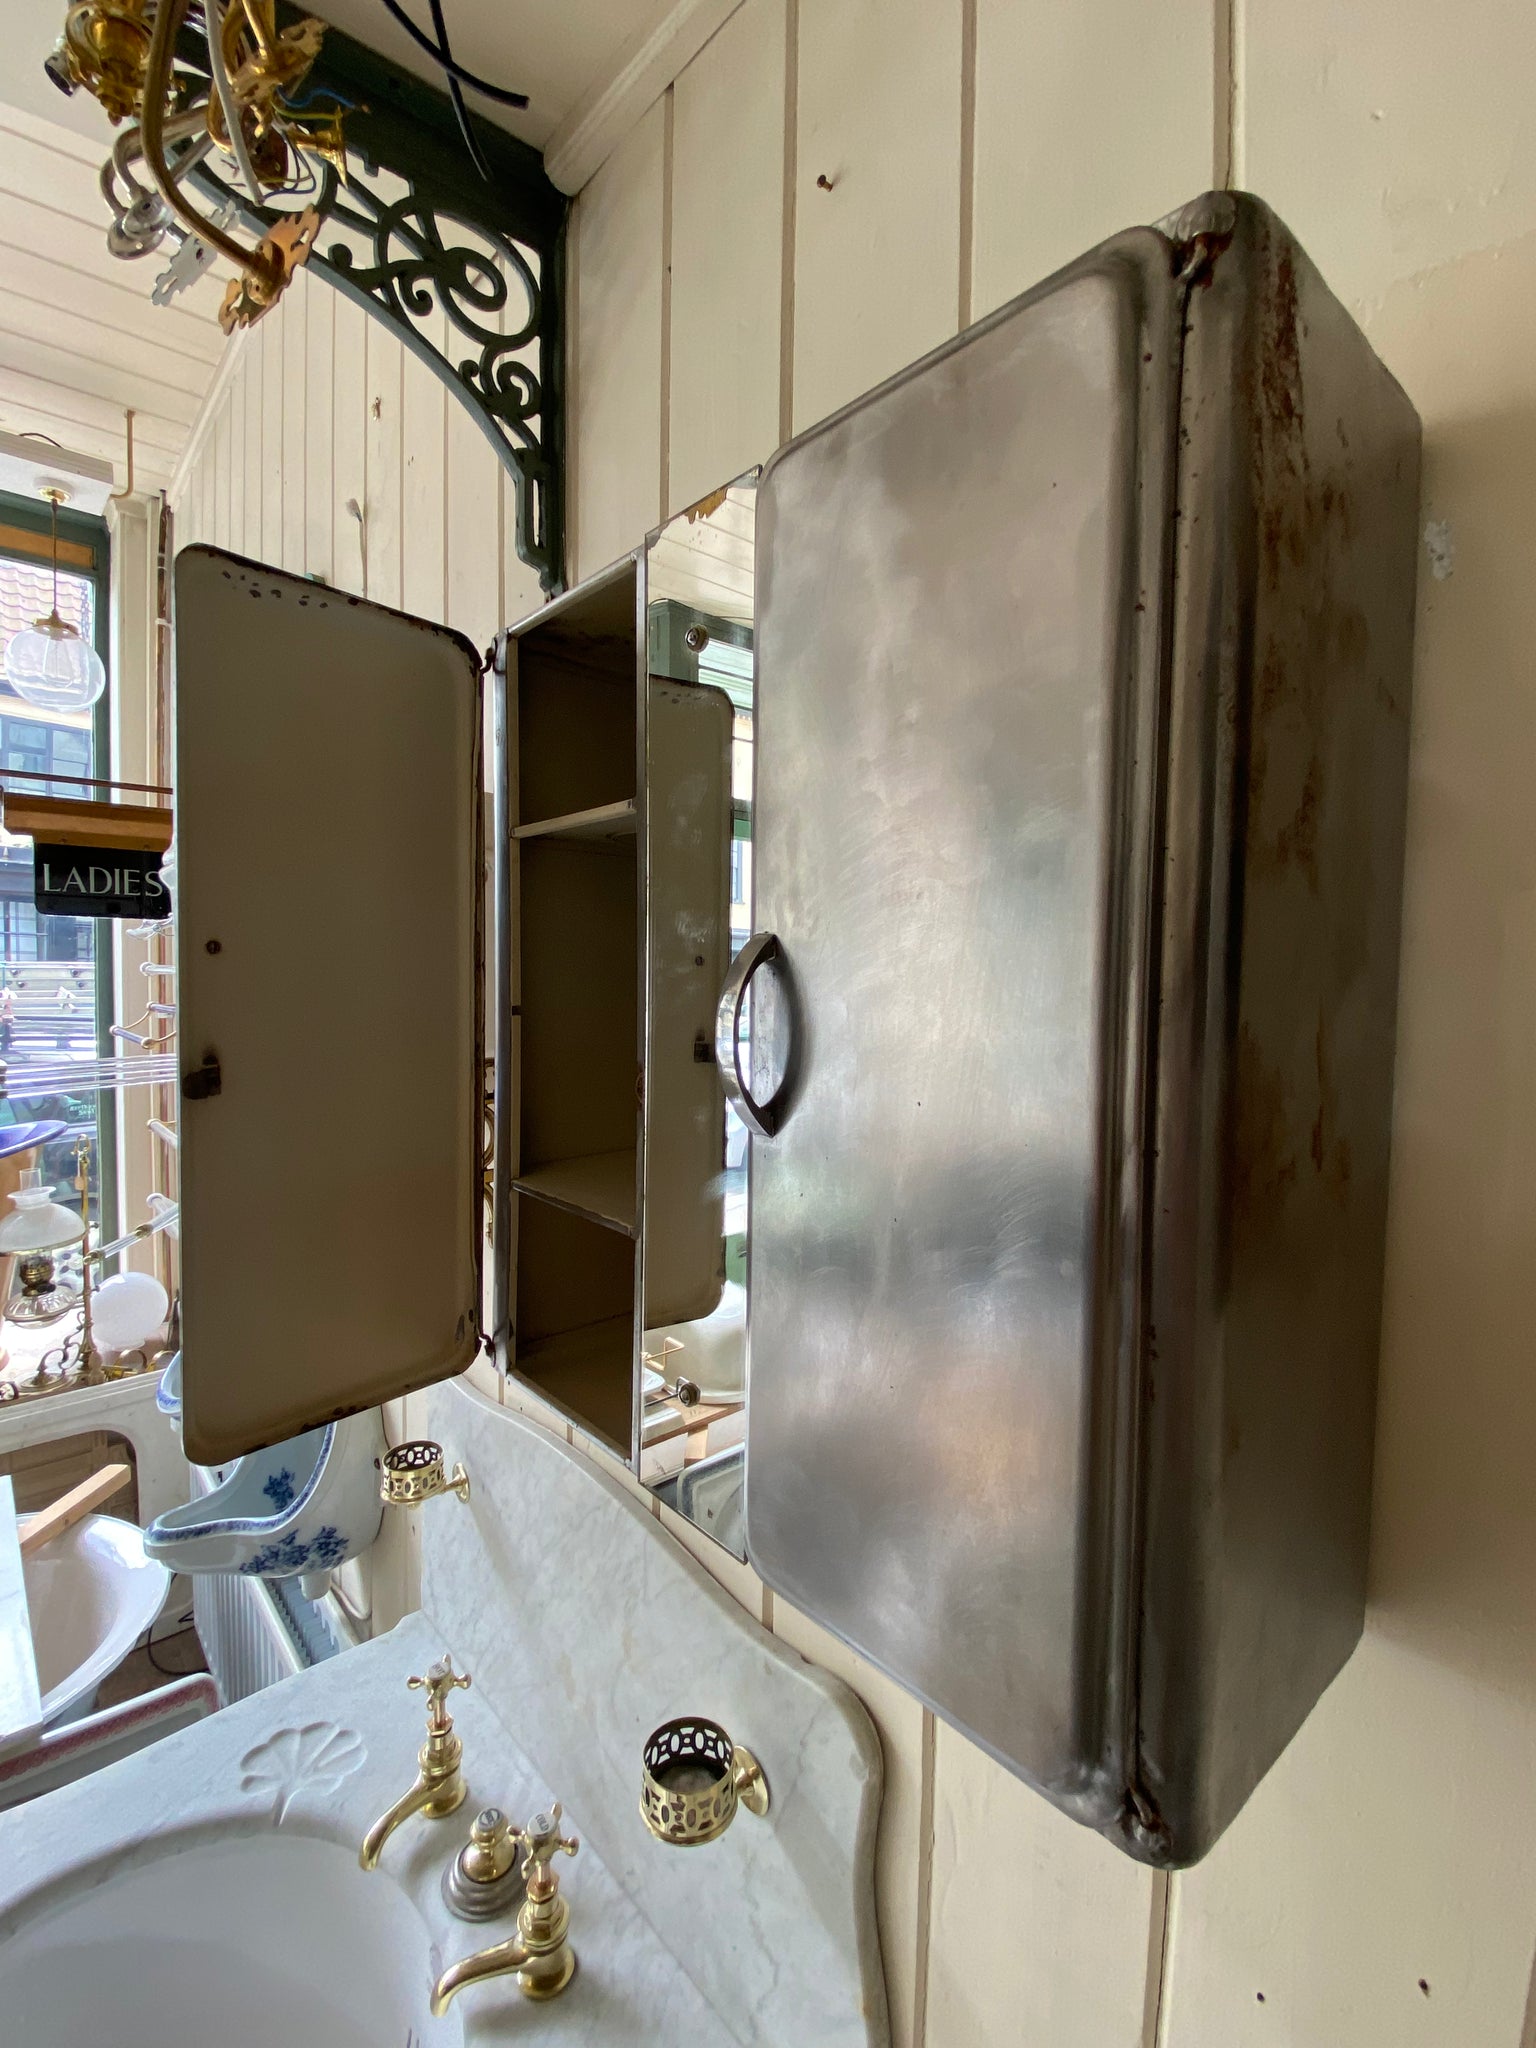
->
640;1718;770;1846
380;1439;471;1508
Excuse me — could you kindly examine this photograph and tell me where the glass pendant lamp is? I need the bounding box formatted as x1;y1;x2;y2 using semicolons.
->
2;488;107;711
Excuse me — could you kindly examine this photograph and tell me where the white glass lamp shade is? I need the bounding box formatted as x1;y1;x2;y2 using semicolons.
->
3;612;107;711
0;1173;86;1255
92;1271;170;1351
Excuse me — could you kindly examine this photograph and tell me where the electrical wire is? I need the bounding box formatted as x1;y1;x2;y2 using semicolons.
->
373;0;528;109
428;0;491;182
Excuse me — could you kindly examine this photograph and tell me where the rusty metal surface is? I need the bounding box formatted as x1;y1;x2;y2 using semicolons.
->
1135;193;1421;1863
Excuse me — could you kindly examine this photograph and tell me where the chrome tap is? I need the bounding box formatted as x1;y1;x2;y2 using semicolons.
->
358;1656;470;1871
432;1804;579;2012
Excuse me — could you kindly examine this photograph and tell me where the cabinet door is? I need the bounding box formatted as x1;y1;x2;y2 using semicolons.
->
176;548;482;1463
745;233;1180;1816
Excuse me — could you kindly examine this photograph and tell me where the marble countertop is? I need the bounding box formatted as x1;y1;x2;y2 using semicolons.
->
0;1613;732;2046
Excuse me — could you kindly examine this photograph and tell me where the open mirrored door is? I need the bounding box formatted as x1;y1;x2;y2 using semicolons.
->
175;548;483;1464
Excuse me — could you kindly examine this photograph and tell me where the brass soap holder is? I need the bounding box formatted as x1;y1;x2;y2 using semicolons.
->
640;1717;770;1846
380;1439;471;1508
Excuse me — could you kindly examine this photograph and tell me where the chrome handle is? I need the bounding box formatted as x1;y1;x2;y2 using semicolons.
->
714;930;785;1139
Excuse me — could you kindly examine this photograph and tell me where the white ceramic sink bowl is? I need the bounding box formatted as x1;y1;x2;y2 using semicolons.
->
1;1833;461;2048
20;1511;170;1724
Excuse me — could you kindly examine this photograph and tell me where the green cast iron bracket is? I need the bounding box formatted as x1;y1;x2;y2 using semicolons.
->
180;16;567;593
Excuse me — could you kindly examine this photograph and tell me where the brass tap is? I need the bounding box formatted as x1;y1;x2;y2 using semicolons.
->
358;1656;470;1871
431;1804;580;2013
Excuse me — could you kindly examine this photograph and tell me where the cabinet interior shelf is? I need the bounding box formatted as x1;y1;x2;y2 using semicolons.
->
513;1149;637;1235
513;799;637;844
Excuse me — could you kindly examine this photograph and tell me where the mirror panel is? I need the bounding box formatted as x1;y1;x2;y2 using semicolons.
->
639;481;756;1555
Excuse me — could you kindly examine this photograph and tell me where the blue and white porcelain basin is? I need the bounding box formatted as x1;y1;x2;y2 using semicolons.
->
145;1409;385;1579
0;1832;459;2048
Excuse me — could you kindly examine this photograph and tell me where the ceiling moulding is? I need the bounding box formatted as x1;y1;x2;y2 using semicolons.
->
544;0;745;195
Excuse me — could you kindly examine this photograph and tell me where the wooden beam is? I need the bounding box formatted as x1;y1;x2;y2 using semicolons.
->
1;794;173;852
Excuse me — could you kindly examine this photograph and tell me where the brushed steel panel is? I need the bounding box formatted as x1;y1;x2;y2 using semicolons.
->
747;237;1182;1815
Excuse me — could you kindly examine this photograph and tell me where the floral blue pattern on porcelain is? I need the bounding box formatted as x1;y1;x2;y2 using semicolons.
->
262;1469;297;1511
239;1525;348;1577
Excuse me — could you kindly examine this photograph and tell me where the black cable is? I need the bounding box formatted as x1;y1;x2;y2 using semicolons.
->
427;0;492;182
374;0;528;109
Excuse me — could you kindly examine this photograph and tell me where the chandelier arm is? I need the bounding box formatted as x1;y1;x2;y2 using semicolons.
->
203;0;265;203
140;0;279;291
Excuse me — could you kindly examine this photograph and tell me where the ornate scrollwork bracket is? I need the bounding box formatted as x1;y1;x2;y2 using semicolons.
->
182;18;566;592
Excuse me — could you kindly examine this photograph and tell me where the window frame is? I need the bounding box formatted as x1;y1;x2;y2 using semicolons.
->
0;488;117;1243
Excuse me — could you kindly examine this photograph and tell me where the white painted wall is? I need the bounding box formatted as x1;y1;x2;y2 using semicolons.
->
170;4;1536;2040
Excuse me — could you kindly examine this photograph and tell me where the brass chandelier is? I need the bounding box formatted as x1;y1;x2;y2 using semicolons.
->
45;0;349;331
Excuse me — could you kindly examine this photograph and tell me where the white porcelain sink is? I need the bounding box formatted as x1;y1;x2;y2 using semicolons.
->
1;1833;461;2048
20;1511;169;1724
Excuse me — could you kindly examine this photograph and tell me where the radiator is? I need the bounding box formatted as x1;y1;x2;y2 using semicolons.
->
187;1464;342;1705
192;1567;306;1705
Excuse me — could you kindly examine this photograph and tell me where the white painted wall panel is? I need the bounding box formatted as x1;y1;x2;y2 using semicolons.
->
668;0;786;511
363;321;403;608
572;97;667;577
791;0;961;430
1239;0;1536;313
281;277;308;571
928;1721;1157;2048
971;0;1214;319
305;280;334;583
331;296;368;598
401;315;447;621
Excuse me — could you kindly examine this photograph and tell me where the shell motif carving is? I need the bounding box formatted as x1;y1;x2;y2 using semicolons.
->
239;1721;366;1824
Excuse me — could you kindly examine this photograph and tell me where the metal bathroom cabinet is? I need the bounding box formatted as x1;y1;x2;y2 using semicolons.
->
740;191;1421;1865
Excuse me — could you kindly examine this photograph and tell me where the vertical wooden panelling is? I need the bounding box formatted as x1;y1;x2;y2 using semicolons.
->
212;398;230;550
446;402;501;652
363;319;403;608
331;296;368;598
401;314;447;622
970;0;1212;319
304;278;334;582
571;99;666;578
667;0;787;512
281;279;307;571
243;335;263;559
790;0;961;431
260;308;284;562
227;353;246;556
927;1722;1156;2048
1231;0;1536;312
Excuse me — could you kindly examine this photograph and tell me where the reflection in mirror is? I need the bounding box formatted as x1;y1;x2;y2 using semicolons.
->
639;479;756;1557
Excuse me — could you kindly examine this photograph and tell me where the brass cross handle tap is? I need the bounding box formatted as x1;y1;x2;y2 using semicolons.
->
359;1655;472;1871
431;1801;581;2013
518;1803;579;1893
409;1655;471;1733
